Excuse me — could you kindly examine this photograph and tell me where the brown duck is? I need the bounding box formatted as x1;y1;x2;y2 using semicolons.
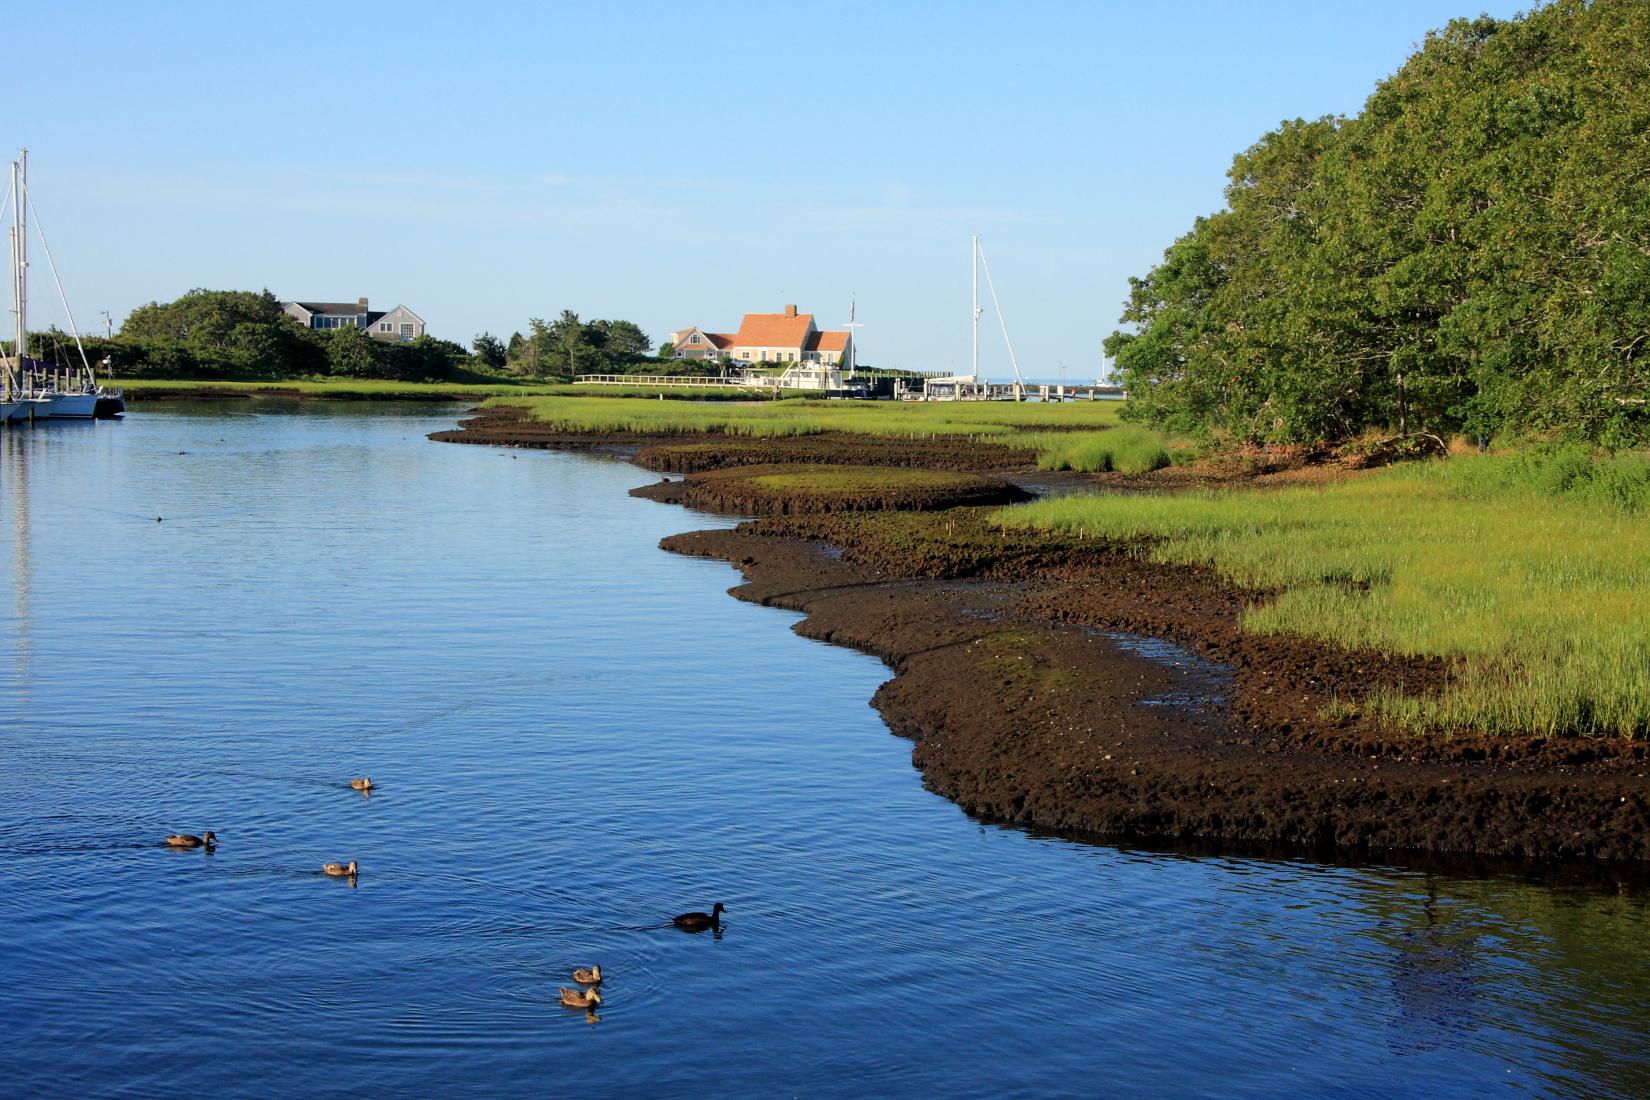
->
560;986;601;1008
164;832;217;849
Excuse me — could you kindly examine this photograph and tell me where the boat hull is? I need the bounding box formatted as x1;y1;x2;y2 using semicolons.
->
41;392;99;418
93;393;126;419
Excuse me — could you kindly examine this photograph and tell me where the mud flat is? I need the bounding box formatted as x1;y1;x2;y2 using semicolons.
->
434;409;1650;865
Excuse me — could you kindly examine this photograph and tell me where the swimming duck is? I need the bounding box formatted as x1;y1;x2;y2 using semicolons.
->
672;902;725;931
571;965;602;985
165;831;217;849
560;986;601;1008
323;860;358;877
350;777;374;791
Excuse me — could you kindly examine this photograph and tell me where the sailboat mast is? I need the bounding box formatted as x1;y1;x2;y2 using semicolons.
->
970;234;979;383
13;150;26;363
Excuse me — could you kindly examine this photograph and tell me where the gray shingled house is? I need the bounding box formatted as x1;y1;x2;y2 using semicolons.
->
281;297;426;343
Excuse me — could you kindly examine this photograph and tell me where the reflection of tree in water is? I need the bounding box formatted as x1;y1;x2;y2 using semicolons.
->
1384;882;1477;1055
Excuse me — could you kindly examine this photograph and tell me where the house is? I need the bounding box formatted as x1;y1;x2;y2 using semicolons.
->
281;297;426;343
668;305;853;368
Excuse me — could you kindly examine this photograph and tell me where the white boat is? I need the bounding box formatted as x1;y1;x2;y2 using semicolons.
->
922;235;1027;402
3;149;124;425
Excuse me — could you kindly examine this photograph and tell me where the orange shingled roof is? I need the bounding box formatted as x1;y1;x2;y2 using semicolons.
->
706;333;735;348
731;312;815;349
806;331;849;352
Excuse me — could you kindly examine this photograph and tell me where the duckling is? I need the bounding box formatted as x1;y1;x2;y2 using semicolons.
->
165;831;217;849
559;986;601;1009
323;860;358;877
350;777;374;791
672;902;725;931
571;965;602;985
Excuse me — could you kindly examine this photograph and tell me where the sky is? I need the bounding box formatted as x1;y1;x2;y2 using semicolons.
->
11;0;1530;379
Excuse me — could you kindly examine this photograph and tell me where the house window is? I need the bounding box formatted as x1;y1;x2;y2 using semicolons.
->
380;323;391;332
400;323;414;337
688;334;700;344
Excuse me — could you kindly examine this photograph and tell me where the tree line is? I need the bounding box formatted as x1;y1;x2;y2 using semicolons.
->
27;289;671;383
1107;0;1650;445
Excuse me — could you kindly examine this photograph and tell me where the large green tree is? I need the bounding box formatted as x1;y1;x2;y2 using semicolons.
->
1111;0;1650;445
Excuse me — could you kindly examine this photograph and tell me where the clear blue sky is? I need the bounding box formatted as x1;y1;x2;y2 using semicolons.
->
13;1;1527;377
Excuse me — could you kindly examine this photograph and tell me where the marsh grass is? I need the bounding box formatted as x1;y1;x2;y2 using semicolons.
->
494;396;1130;454
745;467;986;493
121;378;784;401
996;446;1650;739
1020;426;1183;474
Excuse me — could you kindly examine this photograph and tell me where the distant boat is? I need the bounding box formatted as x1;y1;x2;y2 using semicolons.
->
3;149;124;424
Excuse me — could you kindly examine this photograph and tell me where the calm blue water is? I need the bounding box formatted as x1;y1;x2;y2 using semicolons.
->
2;402;1648;1099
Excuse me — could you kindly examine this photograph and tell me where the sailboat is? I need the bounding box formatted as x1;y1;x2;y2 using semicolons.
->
3;149;124;424
922;235;1026;401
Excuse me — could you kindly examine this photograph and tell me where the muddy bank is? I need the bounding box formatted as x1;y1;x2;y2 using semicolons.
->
665;525;1650;864
432;407;1650;865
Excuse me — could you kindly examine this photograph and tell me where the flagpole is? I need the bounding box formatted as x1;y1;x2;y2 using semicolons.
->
843;294;863;380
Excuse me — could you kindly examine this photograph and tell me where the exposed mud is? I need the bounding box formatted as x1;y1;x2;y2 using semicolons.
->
433;408;1650;866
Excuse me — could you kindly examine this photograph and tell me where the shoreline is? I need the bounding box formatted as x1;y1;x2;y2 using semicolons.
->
434;407;1650;868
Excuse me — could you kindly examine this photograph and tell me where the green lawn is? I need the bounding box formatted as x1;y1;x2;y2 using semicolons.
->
996;447;1650;739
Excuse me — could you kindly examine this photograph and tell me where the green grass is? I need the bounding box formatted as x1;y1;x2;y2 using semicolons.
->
119;378;793;401
491;395;1130;452
995;445;1650;739
745;467;986;493
1018;426;1185;474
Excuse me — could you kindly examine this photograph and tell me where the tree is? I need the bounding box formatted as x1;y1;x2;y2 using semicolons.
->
321;326;385;378
115;288;323;378
589;319;652;361
1108;0;1650;445
471;332;507;370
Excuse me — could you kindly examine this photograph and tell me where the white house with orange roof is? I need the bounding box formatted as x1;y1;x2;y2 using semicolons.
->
668;304;854;371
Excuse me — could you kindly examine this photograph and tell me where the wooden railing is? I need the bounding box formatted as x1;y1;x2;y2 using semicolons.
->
573;374;749;387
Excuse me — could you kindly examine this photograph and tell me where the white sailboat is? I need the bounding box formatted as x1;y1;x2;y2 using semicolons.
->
3;149;123;424
922;235;1027;401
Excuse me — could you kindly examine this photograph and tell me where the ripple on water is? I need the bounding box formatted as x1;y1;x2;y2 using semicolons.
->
2;405;1649;1099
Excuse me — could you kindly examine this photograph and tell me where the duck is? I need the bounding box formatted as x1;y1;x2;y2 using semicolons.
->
559;986;601;1009
350;777;374;791
571;965;602;985
165;831;217;849
323;860;358;877
672;902;725;931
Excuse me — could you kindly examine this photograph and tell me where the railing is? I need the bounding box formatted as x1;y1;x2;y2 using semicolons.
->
573;374;750;388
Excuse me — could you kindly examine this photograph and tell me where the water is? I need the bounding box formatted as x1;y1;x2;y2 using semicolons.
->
2;402;1648;1098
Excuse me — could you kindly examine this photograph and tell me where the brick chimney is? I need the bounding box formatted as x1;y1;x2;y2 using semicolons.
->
784;304;797;318
358;297;369;309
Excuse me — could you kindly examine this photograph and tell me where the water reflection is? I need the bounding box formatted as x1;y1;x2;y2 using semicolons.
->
0;402;1646;1099
1381;883;1478;1055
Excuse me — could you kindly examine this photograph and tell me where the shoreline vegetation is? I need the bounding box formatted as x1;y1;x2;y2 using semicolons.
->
429;400;1650;866
119;378;827;402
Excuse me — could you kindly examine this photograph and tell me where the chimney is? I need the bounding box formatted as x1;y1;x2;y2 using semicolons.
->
358;297;369;309
784;304;797;318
